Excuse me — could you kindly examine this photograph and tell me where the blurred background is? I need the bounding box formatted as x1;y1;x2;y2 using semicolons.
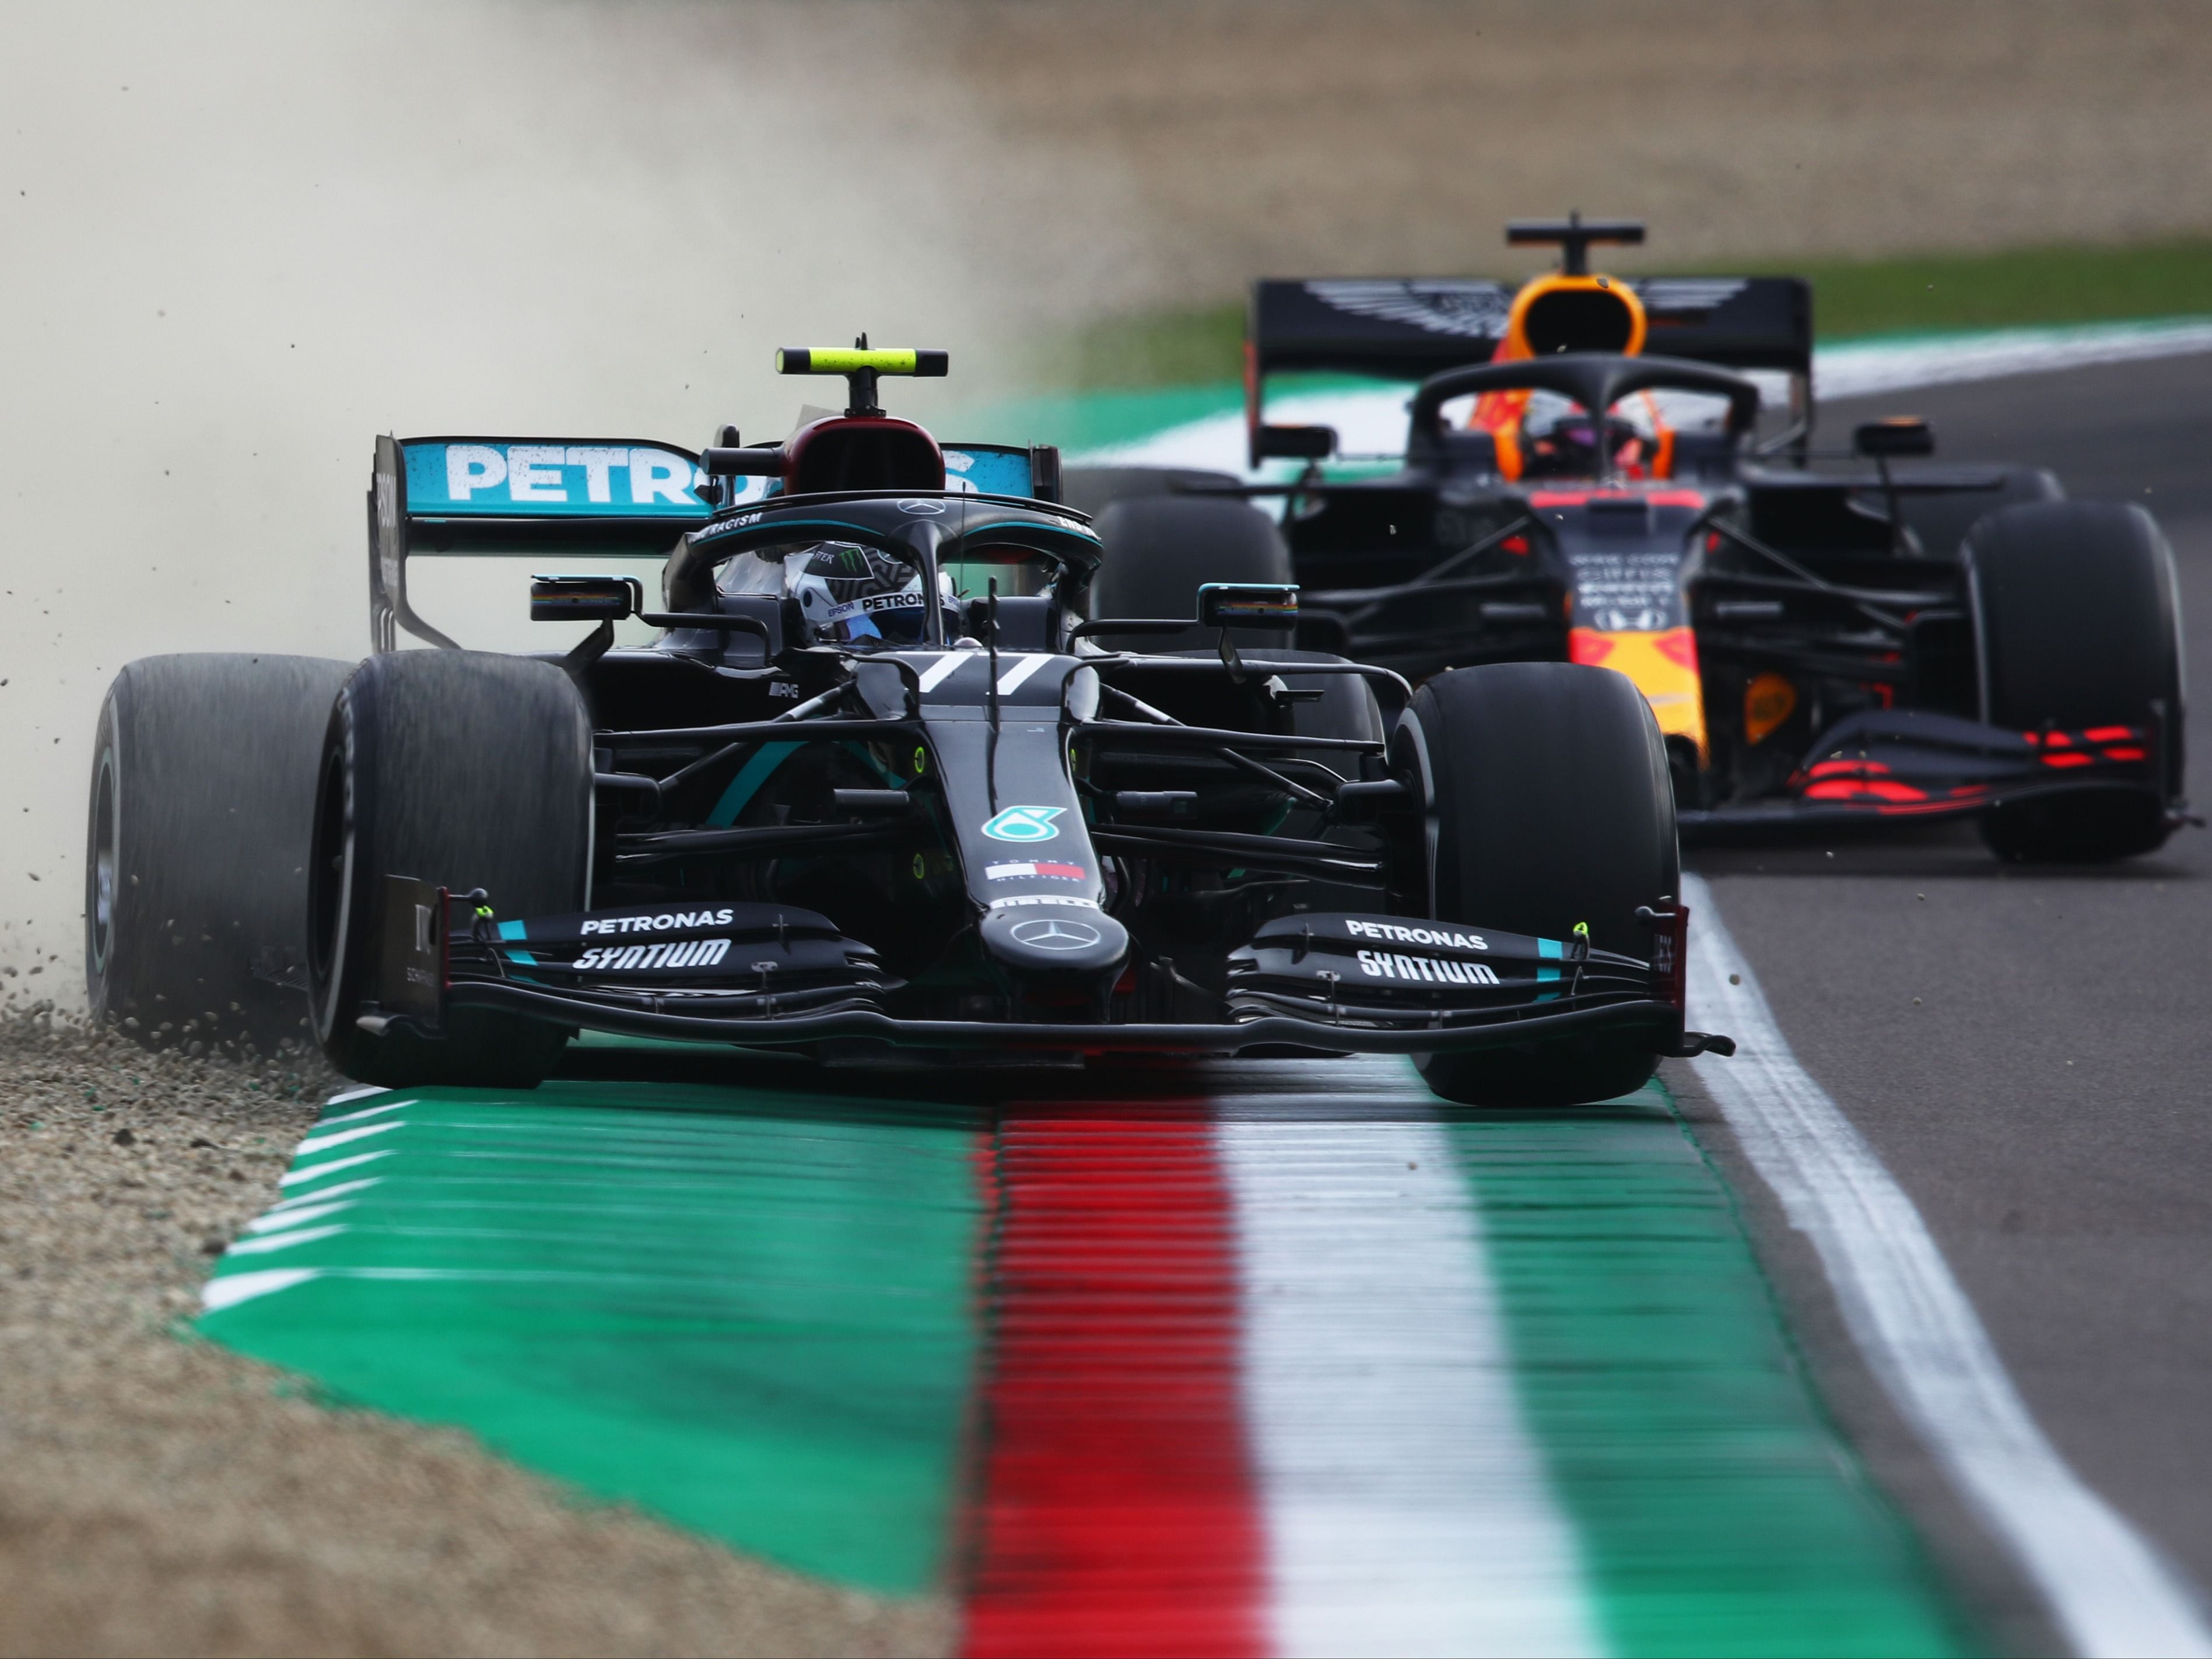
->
3;0;2209;984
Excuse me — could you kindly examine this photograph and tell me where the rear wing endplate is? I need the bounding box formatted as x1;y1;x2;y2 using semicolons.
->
368;435;1056;650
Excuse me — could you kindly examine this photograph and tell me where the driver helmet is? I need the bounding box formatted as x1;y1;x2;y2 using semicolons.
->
787;543;960;649
1519;390;1654;479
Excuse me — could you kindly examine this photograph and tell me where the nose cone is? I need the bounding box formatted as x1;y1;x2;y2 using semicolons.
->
979;905;1130;977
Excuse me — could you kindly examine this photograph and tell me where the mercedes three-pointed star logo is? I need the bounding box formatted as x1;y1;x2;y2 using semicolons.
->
1009;917;1103;952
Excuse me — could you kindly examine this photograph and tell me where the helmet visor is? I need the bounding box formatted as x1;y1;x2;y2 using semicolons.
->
790;543;957;648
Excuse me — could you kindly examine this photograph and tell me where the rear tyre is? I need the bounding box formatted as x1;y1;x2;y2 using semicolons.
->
309;651;592;1088
86;654;355;1053
1966;501;2183;862
1091;495;1293;653
1403;662;1678;1107
1060;465;1240;522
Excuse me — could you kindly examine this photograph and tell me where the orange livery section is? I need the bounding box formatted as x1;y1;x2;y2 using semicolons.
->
1571;626;1708;760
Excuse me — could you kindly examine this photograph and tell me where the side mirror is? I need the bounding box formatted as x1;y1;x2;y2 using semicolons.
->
1253;423;1338;461
1029;444;1063;503
1854;417;1934;460
700;444;788;476
530;574;640;622
1198;583;1299;629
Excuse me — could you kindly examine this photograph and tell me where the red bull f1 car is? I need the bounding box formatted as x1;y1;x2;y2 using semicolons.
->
85;343;1729;1102
1077;216;2187;863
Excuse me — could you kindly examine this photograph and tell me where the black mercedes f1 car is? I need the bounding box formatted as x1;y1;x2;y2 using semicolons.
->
1074;216;2187;862
85;344;1727;1102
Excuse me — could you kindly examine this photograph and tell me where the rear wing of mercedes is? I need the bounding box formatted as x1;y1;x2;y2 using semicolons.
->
367;434;1059;650
1246;275;1813;464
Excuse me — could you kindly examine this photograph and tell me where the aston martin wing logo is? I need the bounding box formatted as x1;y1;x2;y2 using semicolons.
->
1305;279;1516;339
1630;277;1750;315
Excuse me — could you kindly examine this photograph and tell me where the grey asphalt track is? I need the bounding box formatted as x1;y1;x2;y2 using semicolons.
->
1667;349;2212;1653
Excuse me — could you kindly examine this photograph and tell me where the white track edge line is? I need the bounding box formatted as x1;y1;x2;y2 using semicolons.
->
1681;872;2212;1659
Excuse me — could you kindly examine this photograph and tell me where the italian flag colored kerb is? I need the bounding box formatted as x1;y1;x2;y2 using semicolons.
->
204;1068;1957;1654
960;1067;1957;1657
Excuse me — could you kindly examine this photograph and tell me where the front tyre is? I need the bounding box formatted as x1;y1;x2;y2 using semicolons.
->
1966;501;2183;862
1402;662;1678;1107
309;651;591;1088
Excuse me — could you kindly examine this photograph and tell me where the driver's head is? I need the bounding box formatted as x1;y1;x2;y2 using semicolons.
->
787;543;959;649
1520;399;1647;479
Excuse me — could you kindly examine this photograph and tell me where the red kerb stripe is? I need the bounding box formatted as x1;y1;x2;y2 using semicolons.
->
961;1106;1267;1658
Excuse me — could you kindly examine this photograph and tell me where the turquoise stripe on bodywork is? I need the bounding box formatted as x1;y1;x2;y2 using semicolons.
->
710;741;803;826
496;919;528;941
706;739;905;829
1536;935;1562;1001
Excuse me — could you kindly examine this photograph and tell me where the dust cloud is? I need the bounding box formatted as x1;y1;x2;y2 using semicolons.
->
0;1;1158;989
10;1;2211;994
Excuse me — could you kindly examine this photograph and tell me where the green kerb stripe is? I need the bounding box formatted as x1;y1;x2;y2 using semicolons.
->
1442;1078;1973;1657
200;1080;986;1594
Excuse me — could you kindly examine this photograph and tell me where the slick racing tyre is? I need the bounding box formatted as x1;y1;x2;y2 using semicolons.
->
1091;494;1293;653
309;651;591;1088
86;654;356;1053
1403;662;1678;1107
1965;501;2183;862
1897;466;2061;562
1059;465;1240;522
1274;652;1388;747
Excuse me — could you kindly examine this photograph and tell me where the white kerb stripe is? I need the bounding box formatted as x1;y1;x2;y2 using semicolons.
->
294;1120;402;1156
1682;874;2212;1659
916;651;970;693
243;1199;357;1234
995;653;1051;695
320;1097;411;1127
265;1177;382;1212
278;1148;396;1187
223;1223;348;1256
202;1267;322;1311
1218;1091;1601;1658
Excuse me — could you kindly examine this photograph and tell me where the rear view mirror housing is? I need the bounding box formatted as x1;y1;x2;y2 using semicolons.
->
530;574;641;622
1198;583;1300;630
1029;444;1063;504
1253;423;1338;461
700;444;788;476
1854;417;1935;460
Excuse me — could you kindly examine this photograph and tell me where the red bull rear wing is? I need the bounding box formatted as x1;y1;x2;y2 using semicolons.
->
1247;274;1811;465
1249;275;1811;381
